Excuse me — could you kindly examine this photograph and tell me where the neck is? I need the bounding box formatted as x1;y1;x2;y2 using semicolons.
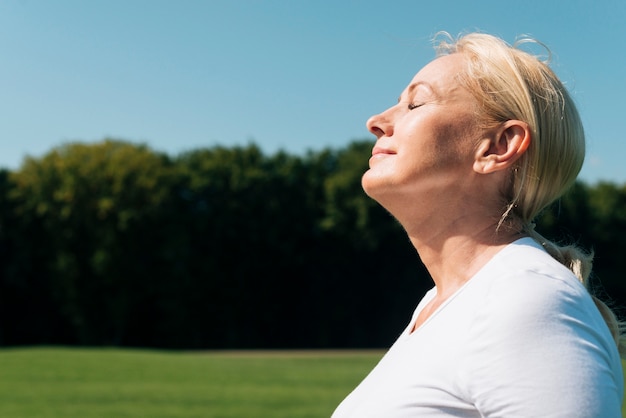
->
403;211;524;299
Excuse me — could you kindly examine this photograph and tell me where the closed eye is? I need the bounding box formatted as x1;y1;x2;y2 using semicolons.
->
408;103;424;110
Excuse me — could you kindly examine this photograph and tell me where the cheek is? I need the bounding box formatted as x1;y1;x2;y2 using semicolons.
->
432;118;479;169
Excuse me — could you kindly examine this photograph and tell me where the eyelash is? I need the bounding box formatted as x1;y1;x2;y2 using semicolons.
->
408;103;424;110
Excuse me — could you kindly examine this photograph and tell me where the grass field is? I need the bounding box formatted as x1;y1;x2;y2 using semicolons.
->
0;347;624;417
0;347;382;418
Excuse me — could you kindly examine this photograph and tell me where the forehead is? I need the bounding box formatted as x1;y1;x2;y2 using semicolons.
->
405;53;468;97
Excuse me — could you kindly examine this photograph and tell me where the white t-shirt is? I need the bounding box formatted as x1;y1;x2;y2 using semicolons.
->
332;238;623;417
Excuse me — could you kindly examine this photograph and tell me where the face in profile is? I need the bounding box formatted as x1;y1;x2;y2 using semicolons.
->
362;53;484;209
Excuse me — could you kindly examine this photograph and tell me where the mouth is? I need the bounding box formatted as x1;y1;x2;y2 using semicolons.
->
368;146;396;167
371;146;396;157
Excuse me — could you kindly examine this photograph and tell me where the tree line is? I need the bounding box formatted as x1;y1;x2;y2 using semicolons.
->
0;139;624;349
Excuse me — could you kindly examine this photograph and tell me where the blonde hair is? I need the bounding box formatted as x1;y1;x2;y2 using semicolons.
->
435;32;625;354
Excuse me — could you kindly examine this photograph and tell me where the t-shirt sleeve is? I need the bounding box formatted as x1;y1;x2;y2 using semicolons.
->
459;268;623;417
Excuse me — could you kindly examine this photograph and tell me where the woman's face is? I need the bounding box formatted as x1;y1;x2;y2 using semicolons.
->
362;53;484;207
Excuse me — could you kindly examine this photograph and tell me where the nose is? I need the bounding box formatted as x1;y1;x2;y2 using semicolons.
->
366;109;393;139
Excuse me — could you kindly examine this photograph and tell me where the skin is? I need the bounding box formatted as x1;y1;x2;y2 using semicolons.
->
362;53;531;331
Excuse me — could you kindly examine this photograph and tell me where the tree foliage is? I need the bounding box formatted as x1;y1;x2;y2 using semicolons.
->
0;139;624;348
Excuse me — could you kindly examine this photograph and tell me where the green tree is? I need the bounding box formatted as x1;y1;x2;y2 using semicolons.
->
586;182;626;304
172;144;330;347
9;140;179;345
3;137;625;349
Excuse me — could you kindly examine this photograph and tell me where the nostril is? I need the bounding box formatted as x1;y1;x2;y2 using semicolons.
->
366;115;384;137
370;126;384;137
366;111;393;138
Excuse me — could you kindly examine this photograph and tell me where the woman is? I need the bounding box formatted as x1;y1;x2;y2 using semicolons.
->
332;33;624;417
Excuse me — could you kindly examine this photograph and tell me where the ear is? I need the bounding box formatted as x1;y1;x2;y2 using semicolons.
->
473;120;531;174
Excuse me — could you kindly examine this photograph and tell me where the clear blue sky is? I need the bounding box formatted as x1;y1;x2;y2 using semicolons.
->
0;0;624;183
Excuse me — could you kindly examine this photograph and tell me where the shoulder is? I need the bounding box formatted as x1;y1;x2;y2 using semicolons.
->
470;238;612;351
477;238;592;320
457;238;624;416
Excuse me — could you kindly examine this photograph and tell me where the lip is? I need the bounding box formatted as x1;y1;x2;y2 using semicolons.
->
371;146;396;156
368;146;396;167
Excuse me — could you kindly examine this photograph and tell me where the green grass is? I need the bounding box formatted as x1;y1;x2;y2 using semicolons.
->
1;348;624;417
0;347;382;418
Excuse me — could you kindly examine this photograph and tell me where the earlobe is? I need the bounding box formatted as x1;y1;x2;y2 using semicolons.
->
473;120;531;174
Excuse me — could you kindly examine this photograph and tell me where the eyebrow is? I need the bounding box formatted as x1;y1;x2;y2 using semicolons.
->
397;81;435;103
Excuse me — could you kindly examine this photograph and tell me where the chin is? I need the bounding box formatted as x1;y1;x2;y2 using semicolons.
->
361;171;385;200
